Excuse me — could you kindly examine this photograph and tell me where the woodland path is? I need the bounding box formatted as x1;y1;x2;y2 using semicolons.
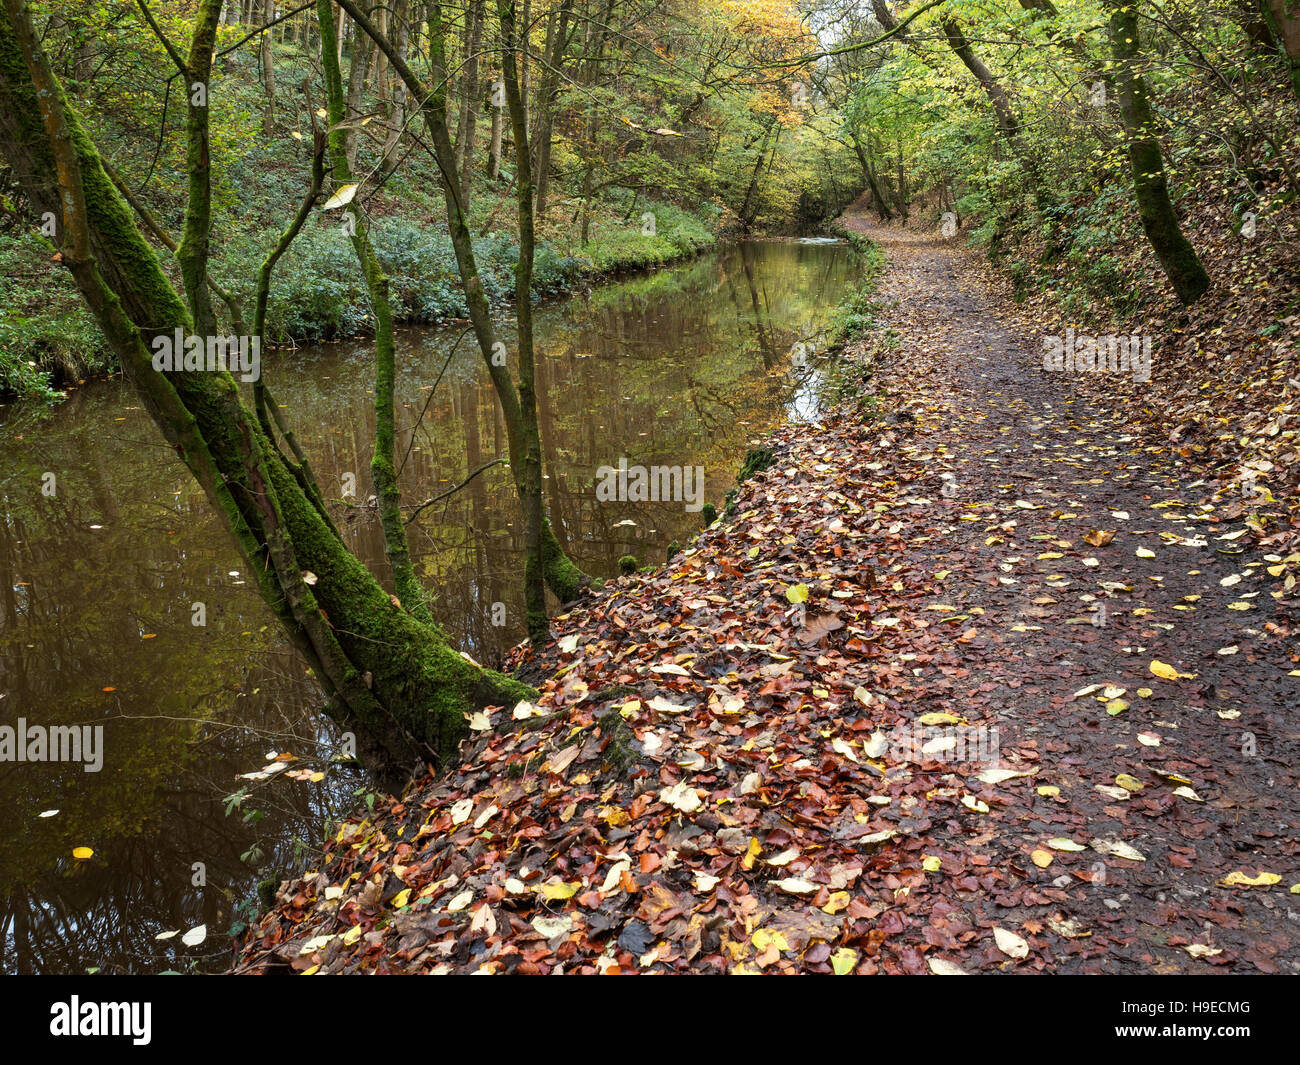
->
236;210;1300;977
836;210;1300;972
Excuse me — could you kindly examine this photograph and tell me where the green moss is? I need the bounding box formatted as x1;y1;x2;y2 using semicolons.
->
257;877;279;911
597;711;642;779
618;554;638;575
540;518;590;602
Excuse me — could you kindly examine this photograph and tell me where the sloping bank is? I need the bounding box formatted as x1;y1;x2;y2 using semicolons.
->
230;229;891;976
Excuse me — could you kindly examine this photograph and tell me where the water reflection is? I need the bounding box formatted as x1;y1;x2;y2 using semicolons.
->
0;238;860;972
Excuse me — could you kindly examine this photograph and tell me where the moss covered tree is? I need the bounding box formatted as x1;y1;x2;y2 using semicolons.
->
0;0;533;789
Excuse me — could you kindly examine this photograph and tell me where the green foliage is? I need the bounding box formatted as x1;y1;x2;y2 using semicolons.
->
0;232;110;398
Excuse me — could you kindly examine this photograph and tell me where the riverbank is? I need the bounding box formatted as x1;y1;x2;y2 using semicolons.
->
0;200;719;404
233;207;1298;975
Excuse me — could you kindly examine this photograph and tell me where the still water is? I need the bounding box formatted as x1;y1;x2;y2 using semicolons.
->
0;237;863;972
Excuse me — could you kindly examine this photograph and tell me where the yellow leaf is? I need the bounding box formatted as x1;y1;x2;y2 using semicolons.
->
822;891;850;914
322;183;359;210
1036;785;1060;797
1219;870;1281;887
831;947;858;975
785;583;810;604
72;846;94;860
1115;773;1144;792
922;855;942;872
540;879;580;900
1031;849;1054;868
751;928;788;953
741;837;762;871
1149;659;1194;680
391;888;411;908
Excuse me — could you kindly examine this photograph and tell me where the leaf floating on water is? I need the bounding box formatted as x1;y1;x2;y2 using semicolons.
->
72;846;94;860
181;924;206;947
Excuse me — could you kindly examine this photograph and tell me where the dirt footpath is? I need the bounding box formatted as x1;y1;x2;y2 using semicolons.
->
834;213;1300;972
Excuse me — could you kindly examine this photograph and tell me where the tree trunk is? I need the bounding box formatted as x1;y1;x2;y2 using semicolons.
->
379;0;409;174
318;0;433;627
488;96;503;179
1105;0;1212;304
335;0;592;610
261;0;276;133
940;17;1021;139
531;0;573;223
454;0;484;206
1260;0;1300;101
850;132;892;221
497;0;548;643
0;0;532;787
343;6;371;173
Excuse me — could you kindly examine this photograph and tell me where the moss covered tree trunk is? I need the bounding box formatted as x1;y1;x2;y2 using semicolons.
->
317;0;433;627
498;0;549;643
1105;0;1211;305
0;0;531;788
337;0;592;618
